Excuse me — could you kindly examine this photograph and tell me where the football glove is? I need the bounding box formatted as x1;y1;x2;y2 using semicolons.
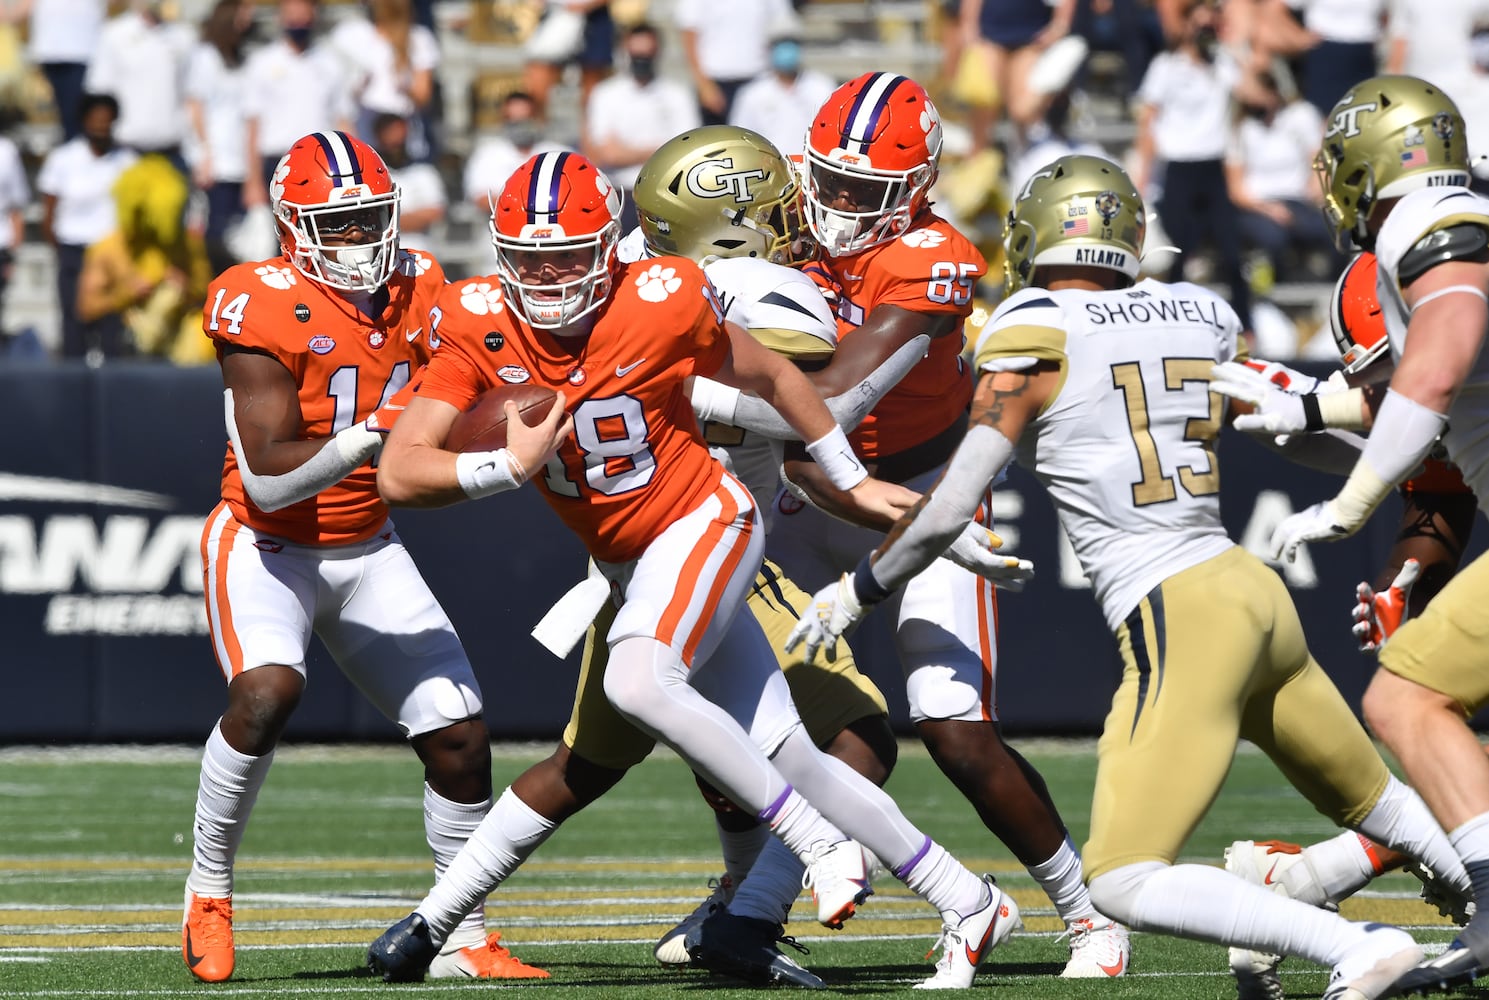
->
784;573;864;665
1210;361;1310;435
1238;358;1324;394
942;523;1036;591
1352;558;1421;652
1270;500;1354;563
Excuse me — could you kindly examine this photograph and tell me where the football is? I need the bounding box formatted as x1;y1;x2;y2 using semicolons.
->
446;383;560;453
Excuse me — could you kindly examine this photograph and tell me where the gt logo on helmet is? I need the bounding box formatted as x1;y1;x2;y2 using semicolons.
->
1326;101;1379;139
684;156;768;204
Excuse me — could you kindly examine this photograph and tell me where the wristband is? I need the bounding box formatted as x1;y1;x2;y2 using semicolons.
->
690;377;742;425
851;552;892;607
1317;387;1369;431
1300;393;1324;432
333;422;385;465
456;449;527;499
805;425;868;490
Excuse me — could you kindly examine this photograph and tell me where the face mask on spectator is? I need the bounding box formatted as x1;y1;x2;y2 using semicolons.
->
505;121;543;150
629;55;656;83
1194;25;1218;62
84;129;114;154
285;24;313;49
771;40;801;74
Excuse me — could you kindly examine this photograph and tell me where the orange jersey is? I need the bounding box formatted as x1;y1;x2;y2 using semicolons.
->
1403;457;1472;496
804;211;981;459
207;249;446;546
417;259;731;563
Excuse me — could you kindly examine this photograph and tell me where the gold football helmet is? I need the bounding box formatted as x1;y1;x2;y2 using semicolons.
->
1003;154;1145;294
1316;75;1471;249
633;125;814;267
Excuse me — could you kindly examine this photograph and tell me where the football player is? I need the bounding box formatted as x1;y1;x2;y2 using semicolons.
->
366;151;1020;989
768;71;1131;978
1212;77;1489;992
787;153;1473;1000
184;131;546;983
619;126;1028;986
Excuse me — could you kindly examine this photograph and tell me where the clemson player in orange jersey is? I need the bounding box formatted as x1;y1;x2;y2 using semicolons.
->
771;72;1132;977
368;151;1021;989
183;131;545;984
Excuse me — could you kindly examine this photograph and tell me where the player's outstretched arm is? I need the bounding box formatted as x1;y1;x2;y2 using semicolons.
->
223;346;387;513
377;393;572;508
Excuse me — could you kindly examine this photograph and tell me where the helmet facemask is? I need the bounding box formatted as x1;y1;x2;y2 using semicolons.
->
804;154;934;257
492;221;620;331
1314;145;1376;252
280;192;401;292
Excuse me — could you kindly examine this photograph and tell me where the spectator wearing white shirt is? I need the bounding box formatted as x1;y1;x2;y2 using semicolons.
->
462;91;569;209
522;0;614;138
1386;0;1489;178
1277;0;1387;115
727;14;836;158
1224;71;1339;282
371;113;445;235
37;94;139;360
186;0;255;275
583;23;700;230
21;0;104;141
329;0;439;161
84;0;196;160
1134;0;1252;331
240;0;356;209
0;132;28;338
676;0;792;126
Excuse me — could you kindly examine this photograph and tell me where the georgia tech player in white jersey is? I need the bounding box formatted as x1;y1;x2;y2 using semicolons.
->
787;153;1475;1000
1229;76;1489;995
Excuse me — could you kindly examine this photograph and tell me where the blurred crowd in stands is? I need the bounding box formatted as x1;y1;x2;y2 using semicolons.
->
0;0;1486;365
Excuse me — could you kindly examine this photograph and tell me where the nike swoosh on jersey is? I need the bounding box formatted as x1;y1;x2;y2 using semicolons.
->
405;327;422;341
616;359;646;377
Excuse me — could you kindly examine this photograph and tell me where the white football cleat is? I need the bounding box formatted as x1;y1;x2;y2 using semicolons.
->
803;840;873;929
654;874;735;967
1224;837;1335;994
1059;917;1130;978
1322;924;1423;1000
1229;945;1285;1000
914;875;1021;990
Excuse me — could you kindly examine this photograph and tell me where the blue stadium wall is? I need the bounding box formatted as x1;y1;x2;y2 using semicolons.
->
0;363;1466;743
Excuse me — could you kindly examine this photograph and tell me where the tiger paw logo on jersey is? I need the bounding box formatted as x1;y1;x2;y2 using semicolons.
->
460;281;505;316
900;228;945;249
368;329;386;350
635;264;682;302
256;264;296;289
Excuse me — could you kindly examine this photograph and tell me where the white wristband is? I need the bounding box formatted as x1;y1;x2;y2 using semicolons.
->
333;422;385;464
690;377;742;425
1317;387;1369;431
456;449;527;499
805;425;868;491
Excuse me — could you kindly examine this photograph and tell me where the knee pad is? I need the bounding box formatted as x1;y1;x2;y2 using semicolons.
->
400;675;483;739
905;664;983;723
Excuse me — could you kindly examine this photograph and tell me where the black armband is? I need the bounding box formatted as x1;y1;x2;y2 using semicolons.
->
1300;393;1326;432
1399;223;1489;283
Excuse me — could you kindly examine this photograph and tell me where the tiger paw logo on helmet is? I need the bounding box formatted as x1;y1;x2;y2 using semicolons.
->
269;157;292;206
635;264;683;302
460;281;505;315
256;264;296;289
900;228;946;248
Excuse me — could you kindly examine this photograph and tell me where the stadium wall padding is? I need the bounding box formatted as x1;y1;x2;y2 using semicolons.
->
0;363;1466;743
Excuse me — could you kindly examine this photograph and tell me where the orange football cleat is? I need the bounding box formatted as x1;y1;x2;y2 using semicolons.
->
427;931;550;979
182;890;234;982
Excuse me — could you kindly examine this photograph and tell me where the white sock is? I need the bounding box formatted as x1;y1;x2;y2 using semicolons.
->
415;787;555;944
424;783;493;951
716;817;770;889
761;787;846;860
1089;861;1368;967
1450;812;1489;903
896;837;990;920
1356;776;1471;899
1301;832;1382;904
186;721;274;898
728;836;804;926
1027;835;1099;922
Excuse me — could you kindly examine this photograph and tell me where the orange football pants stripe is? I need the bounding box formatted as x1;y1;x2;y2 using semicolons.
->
976;575;998;722
657;477;754;666
202;502;245;681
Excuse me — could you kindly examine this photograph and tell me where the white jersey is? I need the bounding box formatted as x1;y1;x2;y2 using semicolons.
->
617;227;838;530
1374;186;1489;511
974;279;1242;630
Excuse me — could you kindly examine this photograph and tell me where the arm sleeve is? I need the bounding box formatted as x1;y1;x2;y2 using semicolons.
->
226;389;383;512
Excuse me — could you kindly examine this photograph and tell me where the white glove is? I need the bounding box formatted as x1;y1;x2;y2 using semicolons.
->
942;522;1036;591
1237;358;1324;394
1269;499;1354;562
1210;361;1310;435
784;573;864;665
1351;558;1421;652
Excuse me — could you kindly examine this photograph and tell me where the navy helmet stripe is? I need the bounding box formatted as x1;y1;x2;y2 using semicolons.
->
311;132;345;186
332;131;364;184
842;73;904;155
839;72;884;151
526;151;570;225
312;130;364;188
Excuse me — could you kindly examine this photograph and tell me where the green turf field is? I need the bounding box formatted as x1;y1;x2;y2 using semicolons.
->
0;739;1470;998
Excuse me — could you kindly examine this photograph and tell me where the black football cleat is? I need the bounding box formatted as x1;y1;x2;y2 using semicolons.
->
1387;941;1483;996
685;908;827;989
367;912;439;983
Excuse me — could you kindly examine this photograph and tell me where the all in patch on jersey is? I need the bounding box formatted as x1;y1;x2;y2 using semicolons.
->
308;335;336;355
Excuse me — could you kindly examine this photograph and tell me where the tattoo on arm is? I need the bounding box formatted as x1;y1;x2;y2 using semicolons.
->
970;373;1036;431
